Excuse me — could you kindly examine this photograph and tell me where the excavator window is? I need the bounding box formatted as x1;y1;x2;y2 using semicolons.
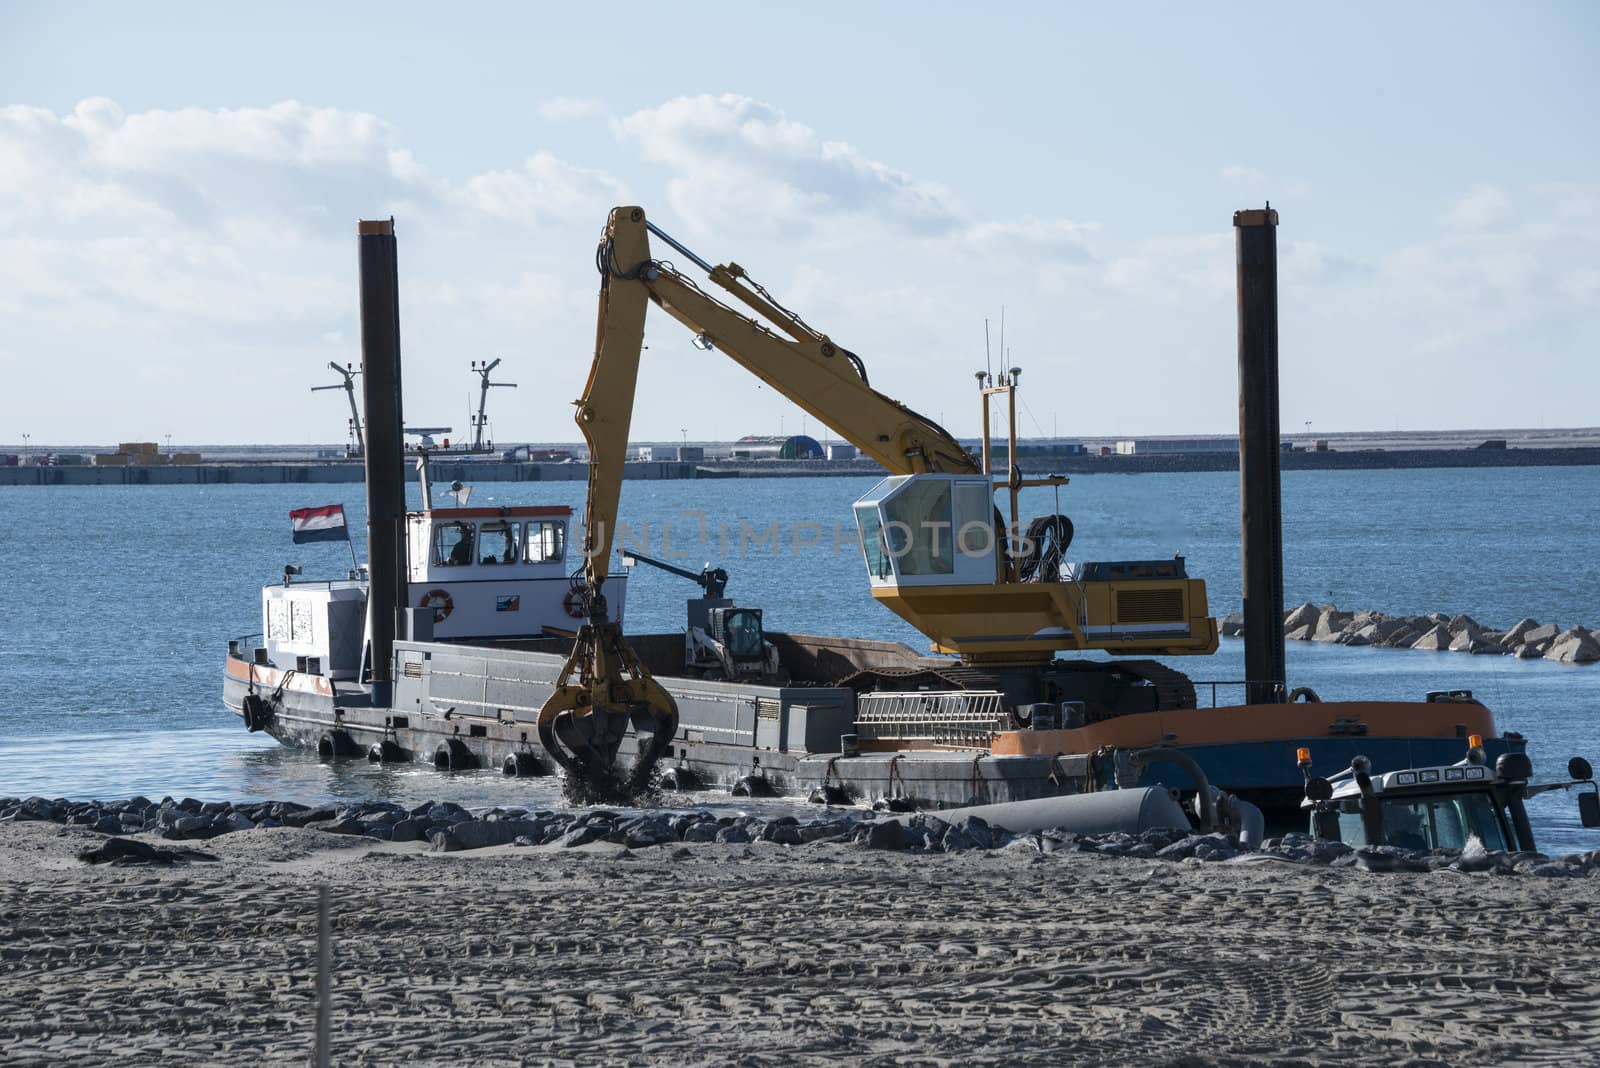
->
882;478;954;576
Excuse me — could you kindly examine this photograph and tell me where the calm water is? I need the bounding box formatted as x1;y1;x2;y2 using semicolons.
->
1;468;1596;850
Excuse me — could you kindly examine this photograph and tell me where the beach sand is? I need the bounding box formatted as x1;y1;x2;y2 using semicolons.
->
2;821;1597;1066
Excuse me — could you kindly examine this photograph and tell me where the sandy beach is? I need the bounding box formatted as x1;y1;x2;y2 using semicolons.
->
2;821;1598;1066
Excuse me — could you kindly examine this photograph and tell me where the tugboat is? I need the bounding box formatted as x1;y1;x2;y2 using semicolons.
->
224;445;624;759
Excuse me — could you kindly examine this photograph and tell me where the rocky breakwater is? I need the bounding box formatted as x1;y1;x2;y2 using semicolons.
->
5;794;1599;878
1221;604;1600;664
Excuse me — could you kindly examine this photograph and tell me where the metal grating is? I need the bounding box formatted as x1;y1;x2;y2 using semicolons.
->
854;690;1008;749
1115;587;1184;623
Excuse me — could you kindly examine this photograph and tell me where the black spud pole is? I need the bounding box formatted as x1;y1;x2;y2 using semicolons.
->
1235;205;1286;705
357;218;406;703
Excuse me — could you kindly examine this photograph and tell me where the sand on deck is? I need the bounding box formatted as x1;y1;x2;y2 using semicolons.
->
1;822;1597;1066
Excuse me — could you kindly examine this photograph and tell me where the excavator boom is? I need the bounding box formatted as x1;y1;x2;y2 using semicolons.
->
537;205;1216;794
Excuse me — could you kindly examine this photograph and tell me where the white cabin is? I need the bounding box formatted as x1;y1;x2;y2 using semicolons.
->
404;504;626;640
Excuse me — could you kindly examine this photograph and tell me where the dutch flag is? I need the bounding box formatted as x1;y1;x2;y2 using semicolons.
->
289;504;349;544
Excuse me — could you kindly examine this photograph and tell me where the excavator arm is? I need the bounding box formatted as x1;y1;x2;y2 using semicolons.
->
538;205;1216;794
538;205;982;793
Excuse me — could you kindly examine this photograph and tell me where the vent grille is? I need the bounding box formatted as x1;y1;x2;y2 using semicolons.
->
757;698;782;721
1115;588;1184;623
402;660;423;679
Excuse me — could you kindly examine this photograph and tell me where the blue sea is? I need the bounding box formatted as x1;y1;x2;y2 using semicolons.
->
1;467;1596;852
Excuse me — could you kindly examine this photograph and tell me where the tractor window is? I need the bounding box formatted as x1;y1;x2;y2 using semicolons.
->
1380;794;1508;851
478;521;519;564
524;521;565;563
433;522;475;567
882;478;954;576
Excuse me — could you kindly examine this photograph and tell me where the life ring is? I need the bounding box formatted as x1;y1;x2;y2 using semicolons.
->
419;588;454;623
561;589;586;619
1289;686;1322;703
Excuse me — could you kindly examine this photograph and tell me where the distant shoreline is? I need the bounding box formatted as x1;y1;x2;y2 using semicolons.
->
2;444;1599;486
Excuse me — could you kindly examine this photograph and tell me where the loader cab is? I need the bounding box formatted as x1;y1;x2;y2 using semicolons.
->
1302;751;1600;854
853;474;999;588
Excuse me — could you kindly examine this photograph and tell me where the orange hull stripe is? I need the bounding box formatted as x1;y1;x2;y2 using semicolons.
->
990;701;1497;755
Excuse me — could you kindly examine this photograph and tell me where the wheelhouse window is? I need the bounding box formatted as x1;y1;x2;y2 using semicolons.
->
433;522;475;567
525;520;566;563
478;520;519;564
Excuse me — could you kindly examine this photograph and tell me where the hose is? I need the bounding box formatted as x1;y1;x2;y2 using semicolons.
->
1131;747;1216;832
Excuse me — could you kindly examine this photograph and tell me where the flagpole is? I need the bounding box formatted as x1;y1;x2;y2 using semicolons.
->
342;505;359;572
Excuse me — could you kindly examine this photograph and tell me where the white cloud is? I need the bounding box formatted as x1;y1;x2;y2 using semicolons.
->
0;95;1594;444
1222;164;1265;185
1442;184;1509;230
453;151;629;227
613;93;963;240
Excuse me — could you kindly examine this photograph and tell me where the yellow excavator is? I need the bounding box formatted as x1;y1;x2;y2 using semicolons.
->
537;206;1219;792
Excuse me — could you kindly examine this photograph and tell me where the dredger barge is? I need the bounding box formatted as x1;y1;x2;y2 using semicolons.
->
224;208;1523;827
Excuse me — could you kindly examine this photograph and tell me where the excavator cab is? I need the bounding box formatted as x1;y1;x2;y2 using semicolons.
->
853;473;1217;660
854;475;1002;587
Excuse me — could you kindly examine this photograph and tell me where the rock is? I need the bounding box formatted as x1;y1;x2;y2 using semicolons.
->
425;802;472;825
954;816;995;850
713;825;752;845
1529;863;1586;878
621;819;676;849
801;819;854;844
390;819;422;843
92;815;126;835
1522;622;1560;645
1381;620;1427;647
682;822;720;843
1285;624;1313;641
863;821;908;851
1311;609;1355;642
1449;632;1500;654
222;813;256;833
1283;602;1320;630
1155;834;1209;860
1340;629;1372;647
1545;629;1600;664
1446;614;1482;637
759;822;804;847
172;814;225;839
436;819;543;851
940;825;978;852
282;806;335;828
668;813;704;839
306;817;367;837
1219;612;1244;637
77;838;218;866
1409;624;1453;652
1501;618;1540;646
1351;846;1430;873
16;797;58;822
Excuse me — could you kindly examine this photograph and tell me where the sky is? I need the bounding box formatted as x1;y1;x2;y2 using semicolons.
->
1;2;1595;446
